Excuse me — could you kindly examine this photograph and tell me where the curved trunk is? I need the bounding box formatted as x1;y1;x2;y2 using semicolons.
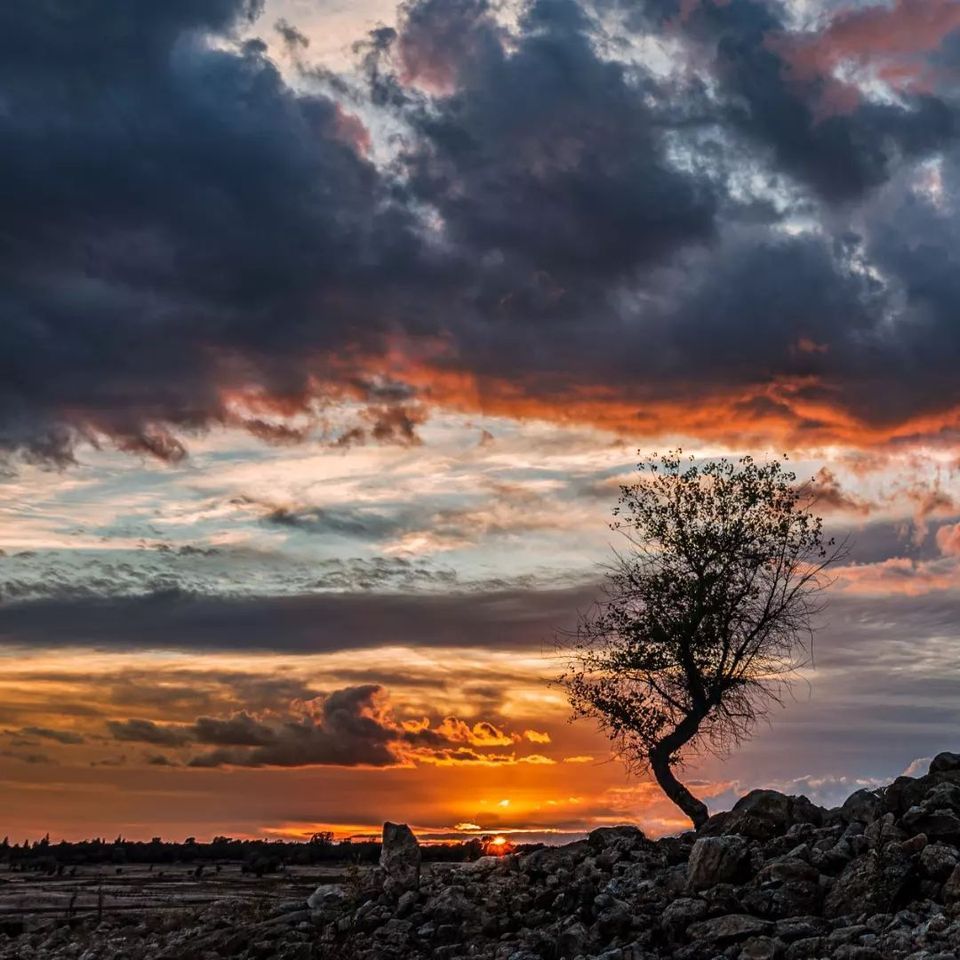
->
648;746;709;829
647;707;711;830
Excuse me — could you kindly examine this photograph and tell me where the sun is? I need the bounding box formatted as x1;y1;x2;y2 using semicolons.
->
483;835;514;856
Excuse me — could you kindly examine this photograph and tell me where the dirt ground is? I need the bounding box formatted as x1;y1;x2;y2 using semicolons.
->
0;862;351;924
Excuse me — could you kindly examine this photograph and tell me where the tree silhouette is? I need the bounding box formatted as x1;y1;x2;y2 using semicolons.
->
560;451;842;829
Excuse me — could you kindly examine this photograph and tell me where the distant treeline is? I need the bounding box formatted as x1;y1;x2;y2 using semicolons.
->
0;833;542;875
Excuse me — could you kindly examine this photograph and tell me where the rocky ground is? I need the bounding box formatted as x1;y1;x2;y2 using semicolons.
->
9;753;960;958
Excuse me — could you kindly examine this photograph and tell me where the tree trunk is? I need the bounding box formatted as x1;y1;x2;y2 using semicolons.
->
647;708;711;830
648;746;709;829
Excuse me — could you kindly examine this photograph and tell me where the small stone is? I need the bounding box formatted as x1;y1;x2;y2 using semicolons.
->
739;935;783;960
686;914;772;945
944;863;960;904
306;883;347;911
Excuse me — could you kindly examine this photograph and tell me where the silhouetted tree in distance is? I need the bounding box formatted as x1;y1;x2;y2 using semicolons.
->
560;451;842;829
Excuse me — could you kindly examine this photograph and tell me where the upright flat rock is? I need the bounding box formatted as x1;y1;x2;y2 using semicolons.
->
380;821;421;898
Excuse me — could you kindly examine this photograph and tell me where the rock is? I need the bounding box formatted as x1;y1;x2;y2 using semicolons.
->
686;913;773;945
396;890;419;917
519;840;589;877
900;831;928;856
739;935;783;960
594;896;632;936
306;883;347;911
380;821;421;898
864;813;906;849
899;783;960;845
840;789;882;825
774;916;826;942
558;920;590;957
743;857;820;919
25;763;960;960
687;835;753;890
721;791;823;841
424;885;475;925
784;936;822;959
943;864;960;905
588;825;646;850
931;753;960;774
661;897;708;938
824;846;915;918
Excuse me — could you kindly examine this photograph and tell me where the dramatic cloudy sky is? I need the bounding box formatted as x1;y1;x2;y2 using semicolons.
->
5;0;960;842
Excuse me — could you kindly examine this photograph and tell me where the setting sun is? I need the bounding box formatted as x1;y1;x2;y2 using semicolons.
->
483;835;515;857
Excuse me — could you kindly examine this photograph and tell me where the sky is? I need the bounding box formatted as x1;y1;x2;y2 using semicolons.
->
5;0;960;843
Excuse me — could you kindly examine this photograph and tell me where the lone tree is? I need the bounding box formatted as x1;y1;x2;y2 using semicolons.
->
560;451;842;829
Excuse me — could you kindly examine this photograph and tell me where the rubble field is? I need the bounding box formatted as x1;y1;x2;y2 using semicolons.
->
9;753;960;959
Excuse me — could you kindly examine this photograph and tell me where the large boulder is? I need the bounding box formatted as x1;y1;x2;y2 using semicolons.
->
588;824;646;850
898;781;960;842
884;769;960;819
687;835;753;890
380;821;421;898
519;839;590;878
930;752;960;774
717;790;824;841
839;788;882;825
823;844;915;918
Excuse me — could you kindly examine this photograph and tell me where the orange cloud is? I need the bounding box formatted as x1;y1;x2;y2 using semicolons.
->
936;522;960;556
433;717;516;748
523;729;551;744
390;353;960;451
773;0;960;114
834;556;960;596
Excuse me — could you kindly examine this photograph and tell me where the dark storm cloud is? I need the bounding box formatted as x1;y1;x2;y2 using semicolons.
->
187;685;401;767
107;718;193;747
664;0;955;202
358;0;960;441
106;683;524;768
4;0;960;460
191;712;277;746
18;726;86;745
399;0;718;279
0;0;422;464
0;583;595;653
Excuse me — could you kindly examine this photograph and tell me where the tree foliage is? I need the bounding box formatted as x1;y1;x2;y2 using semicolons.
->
559;451;843;828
